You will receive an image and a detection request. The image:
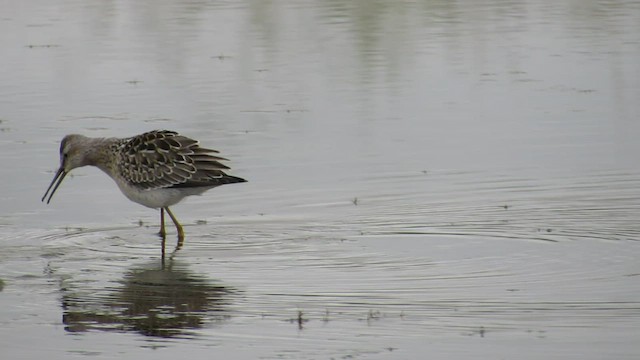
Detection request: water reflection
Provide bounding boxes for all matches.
[61,259,234,338]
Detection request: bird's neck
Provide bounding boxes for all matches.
[82,137,117,170]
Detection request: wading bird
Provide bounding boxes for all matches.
[42,130,246,255]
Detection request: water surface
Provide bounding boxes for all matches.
[1,1,640,359]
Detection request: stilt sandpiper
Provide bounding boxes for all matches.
[42,130,246,252]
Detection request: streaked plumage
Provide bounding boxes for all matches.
[42,130,246,247]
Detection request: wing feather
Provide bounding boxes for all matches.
[117,130,239,190]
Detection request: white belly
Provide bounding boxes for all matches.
[116,181,211,209]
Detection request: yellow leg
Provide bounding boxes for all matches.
[159,208,166,239]
[164,207,185,243]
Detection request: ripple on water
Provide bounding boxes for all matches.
[1,170,639,357]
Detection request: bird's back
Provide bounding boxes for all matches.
[115,130,246,191]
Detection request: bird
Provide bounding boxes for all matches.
[42,130,246,249]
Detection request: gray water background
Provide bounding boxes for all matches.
[1,1,639,359]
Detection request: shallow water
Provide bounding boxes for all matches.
[1,1,640,359]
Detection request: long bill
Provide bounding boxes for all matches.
[42,167,67,204]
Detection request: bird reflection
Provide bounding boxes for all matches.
[61,258,234,337]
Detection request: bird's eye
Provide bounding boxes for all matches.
[63,153,69,159]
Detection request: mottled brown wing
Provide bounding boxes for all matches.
[117,130,231,190]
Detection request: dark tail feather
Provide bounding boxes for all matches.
[224,175,247,184]
[170,174,247,188]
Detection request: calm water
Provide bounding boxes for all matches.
[1,1,640,359]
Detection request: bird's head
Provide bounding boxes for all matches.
[42,134,92,204]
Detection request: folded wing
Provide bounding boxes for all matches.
[117,130,244,190]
